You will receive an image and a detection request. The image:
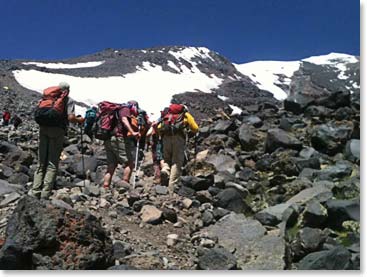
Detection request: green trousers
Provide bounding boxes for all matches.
[30,126,65,199]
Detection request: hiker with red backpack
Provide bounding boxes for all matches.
[102,100,141,188]
[158,101,199,194]
[29,82,85,199]
[2,110,11,126]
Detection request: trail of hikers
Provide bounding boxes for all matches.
[25,81,199,199]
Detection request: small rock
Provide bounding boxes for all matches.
[182,198,193,209]
[141,205,162,224]
[166,234,179,246]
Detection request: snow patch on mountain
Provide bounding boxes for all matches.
[22,61,105,69]
[169,47,215,63]
[13,62,224,119]
[234,61,300,100]
[302,52,358,65]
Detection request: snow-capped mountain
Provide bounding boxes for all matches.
[0,46,359,121]
[235,53,360,100]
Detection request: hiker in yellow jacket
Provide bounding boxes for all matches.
[158,103,199,193]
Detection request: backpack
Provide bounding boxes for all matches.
[160,104,187,135]
[3,112,10,121]
[34,86,69,127]
[93,101,122,140]
[84,107,97,138]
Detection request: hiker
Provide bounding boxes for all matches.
[102,100,141,188]
[146,121,162,184]
[158,102,199,193]
[11,114,22,130]
[146,107,169,184]
[2,110,10,126]
[29,82,85,199]
[84,106,97,139]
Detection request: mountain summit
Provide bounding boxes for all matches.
[0,46,360,120]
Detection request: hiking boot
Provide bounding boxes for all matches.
[160,170,169,187]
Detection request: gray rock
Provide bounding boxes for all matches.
[286,185,333,205]
[0,192,21,207]
[265,128,303,153]
[311,122,353,155]
[207,154,239,174]
[315,160,353,181]
[83,184,100,197]
[299,227,326,252]
[214,188,248,213]
[202,210,215,226]
[243,115,263,128]
[0,164,13,179]
[202,213,285,270]
[255,203,299,227]
[213,120,236,133]
[0,180,22,196]
[325,198,360,229]
[238,123,258,151]
[297,246,351,270]
[141,205,162,224]
[345,139,360,162]
[302,200,328,228]
[197,247,237,270]
[155,185,168,195]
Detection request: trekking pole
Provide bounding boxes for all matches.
[132,125,141,190]
[193,133,198,176]
[80,124,86,187]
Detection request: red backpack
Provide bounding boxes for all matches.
[3,112,10,121]
[34,86,69,127]
[160,104,187,135]
[93,101,122,140]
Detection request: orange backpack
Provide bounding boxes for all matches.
[34,86,69,127]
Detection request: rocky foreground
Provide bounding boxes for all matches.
[0,89,360,270]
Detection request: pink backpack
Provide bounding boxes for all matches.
[93,101,122,140]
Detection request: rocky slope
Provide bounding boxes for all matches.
[0,47,360,270]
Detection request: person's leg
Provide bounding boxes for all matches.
[168,135,185,192]
[161,136,172,186]
[123,137,136,183]
[103,138,119,188]
[103,163,117,188]
[42,127,64,199]
[30,129,48,198]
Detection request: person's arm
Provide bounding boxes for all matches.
[185,112,199,133]
[122,116,140,138]
[68,114,85,124]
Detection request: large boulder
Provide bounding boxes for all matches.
[325,198,360,229]
[197,247,237,270]
[201,213,285,270]
[207,154,239,174]
[238,123,259,151]
[214,188,248,213]
[297,246,351,270]
[0,196,113,269]
[311,122,354,155]
[265,128,302,153]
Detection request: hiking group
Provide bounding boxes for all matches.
[28,82,198,200]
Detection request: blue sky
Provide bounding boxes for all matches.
[0,0,359,63]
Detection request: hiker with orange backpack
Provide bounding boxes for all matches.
[158,101,199,193]
[29,82,85,199]
[102,100,141,188]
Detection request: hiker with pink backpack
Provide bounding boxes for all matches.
[94,100,141,189]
